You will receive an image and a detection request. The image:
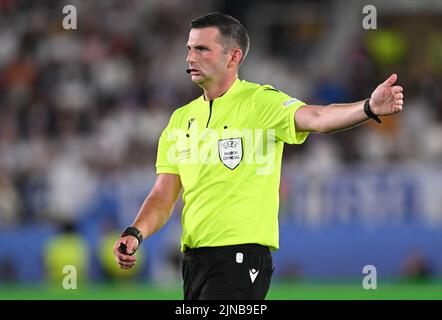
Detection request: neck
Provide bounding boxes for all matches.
[202,74,237,101]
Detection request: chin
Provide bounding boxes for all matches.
[192,76,206,85]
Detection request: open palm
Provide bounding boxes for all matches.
[370,73,404,116]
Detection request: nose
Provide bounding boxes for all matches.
[186,49,195,64]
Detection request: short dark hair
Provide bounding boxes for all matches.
[190,13,250,65]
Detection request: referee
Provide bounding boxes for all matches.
[114,13,404,300]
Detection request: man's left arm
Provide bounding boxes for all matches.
[295,74,404,133]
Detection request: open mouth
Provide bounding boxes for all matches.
[188,68,200,75]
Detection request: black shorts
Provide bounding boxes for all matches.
[182,243,274,300]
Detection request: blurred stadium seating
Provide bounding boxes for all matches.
[0,0,441,297]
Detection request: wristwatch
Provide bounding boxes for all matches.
[121,226,143,246]
[364,99,382,123]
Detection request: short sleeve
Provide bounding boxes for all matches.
[253,85,309,145]
[155,117,180,175]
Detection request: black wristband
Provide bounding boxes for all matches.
[364,99,382,123]
[121,226,143,246]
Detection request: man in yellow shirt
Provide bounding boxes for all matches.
[114,13,404,300]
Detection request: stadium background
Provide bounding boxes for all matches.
[0,0,441,299]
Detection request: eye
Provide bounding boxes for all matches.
[196,46,208,52]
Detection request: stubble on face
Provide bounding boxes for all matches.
[186,27,230,86]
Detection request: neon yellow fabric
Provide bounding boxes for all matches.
[156,79,308,251]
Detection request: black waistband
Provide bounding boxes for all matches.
[184,243,270,255]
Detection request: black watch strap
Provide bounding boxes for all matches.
[121,226,143,246]
[364,99,382,123]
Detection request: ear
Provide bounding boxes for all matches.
[227,48,243,68]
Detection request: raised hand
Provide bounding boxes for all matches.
[369,73,404,116]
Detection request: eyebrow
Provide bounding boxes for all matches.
[186,45,209,50]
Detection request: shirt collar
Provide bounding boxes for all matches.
[200,78,242,102]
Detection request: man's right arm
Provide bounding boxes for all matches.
[132,173,182,239]
[114,173,182,268]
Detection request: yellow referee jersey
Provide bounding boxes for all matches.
[156,79,309,251]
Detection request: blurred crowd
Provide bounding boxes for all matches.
[0,0,204,228]
[0,0,442,232]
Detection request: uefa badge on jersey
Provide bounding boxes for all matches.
[218,137,243,170]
